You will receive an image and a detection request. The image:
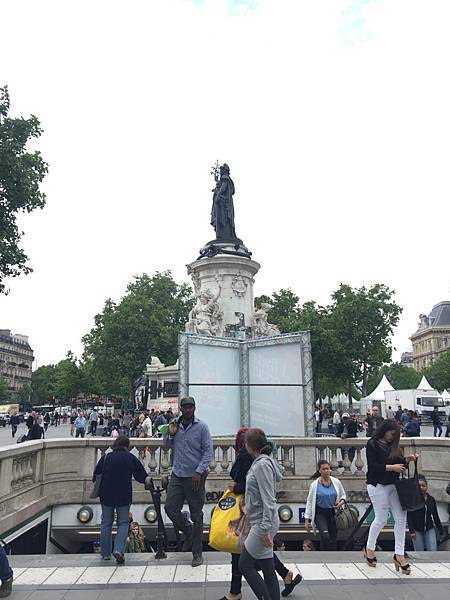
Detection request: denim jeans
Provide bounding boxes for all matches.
[413,528,437,551]
[100,504,130,557]
[0,545,13,583]
[433,424,442,437]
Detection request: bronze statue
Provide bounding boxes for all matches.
[210,163,237,240]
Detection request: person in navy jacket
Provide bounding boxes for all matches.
[93,435,148,564]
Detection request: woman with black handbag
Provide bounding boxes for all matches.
[365,420,418,575]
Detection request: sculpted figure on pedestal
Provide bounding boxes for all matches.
[210,163,237,241]
[186,276,224,336]
[252,303,280,337]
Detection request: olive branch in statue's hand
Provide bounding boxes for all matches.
[210,160,220,182]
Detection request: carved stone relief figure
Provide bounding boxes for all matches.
[252,302,280,337]
[231,274,247,298]
[186,275,224,336]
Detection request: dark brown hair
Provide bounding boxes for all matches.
[112,435,130,450]
[372,419,403,458]
[245,428,272,455]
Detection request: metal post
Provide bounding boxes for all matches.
[146,478,167,559]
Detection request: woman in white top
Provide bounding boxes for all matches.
[305,460,346,550]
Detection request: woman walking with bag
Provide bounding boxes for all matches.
[365,420,418,574]
[304,460,346,550]
[218,428,301,600]
[238,428,283,600]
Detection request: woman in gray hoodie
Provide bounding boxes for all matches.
[239,428,283,600]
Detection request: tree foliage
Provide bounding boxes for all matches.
[330,284,402,396]
[256,282,402,402]
[31,364,58,405]
[0,86,48,294]
[0,377,10,402]
[423,350,450,391]
[82,271,193,401]
[367,362,421,393]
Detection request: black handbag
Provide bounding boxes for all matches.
[335,500,359,530]
[394,459,424,511]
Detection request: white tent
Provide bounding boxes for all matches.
[363,375,395,401]
[418,375,434,391]
[441,389,450,401]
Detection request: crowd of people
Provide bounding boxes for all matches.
[1,399,449,600]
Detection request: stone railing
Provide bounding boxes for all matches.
[0,436,449,534]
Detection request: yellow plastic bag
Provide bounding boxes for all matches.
[209,490,242,553]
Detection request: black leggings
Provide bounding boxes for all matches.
[230,552,288,595]
[314,506,337,551]
[239,547,280,600]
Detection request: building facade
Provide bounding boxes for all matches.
[410,301,450,370]
[134,356,179,413]
[400,351,415,368]
[0,329,34,397]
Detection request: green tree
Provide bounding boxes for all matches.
[331,284,402,401]
[257,283,402,405]
[255,289,302,332]
[423,350,450,391]
[0,86,48,294]
[0,377,10,402]
[31,364,58,405]
[82,271,193,404]
[54,352,82,403]
[18,382,32,404]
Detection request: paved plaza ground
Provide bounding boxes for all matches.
[0,422,439,447]
[6,551,450,600]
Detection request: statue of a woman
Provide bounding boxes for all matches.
[211,163,237,240]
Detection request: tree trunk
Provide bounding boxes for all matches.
[362,362,368,397]
[348,380,353,410]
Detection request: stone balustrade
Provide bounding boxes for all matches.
[0,436,449,535]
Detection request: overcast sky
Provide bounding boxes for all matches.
[1,0,449,367]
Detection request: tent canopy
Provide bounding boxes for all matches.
[418,375,434,391]
[362,375,394,401]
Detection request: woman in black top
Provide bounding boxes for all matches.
[365,420,418,575]
[218,428,301,600]
[407,476,444,551]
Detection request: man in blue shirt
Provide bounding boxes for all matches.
[164,397,213,567]
[74,413,87,438]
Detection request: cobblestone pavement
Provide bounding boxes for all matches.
[7,551,450,600]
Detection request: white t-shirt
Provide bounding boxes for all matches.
[142,417,152,436]
[333,411,341,425]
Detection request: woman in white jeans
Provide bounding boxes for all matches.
[365,420,418,575]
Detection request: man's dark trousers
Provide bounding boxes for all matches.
[0,544,13,582]
[165,472,207,556]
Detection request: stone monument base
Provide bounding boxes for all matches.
[187,253,260,335]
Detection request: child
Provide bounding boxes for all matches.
[407,475,444,551]
[302,539,315,551]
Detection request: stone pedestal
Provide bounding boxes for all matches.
[186,254,260,335]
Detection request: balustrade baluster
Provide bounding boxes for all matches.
[147,448,158,474]
[282,446,293,474]
[330,447,339,473]
[160,449,171,473]
[354,448,364,476]
[342,447,352,473]
[220,446,230,474]
[209,447,218,474]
